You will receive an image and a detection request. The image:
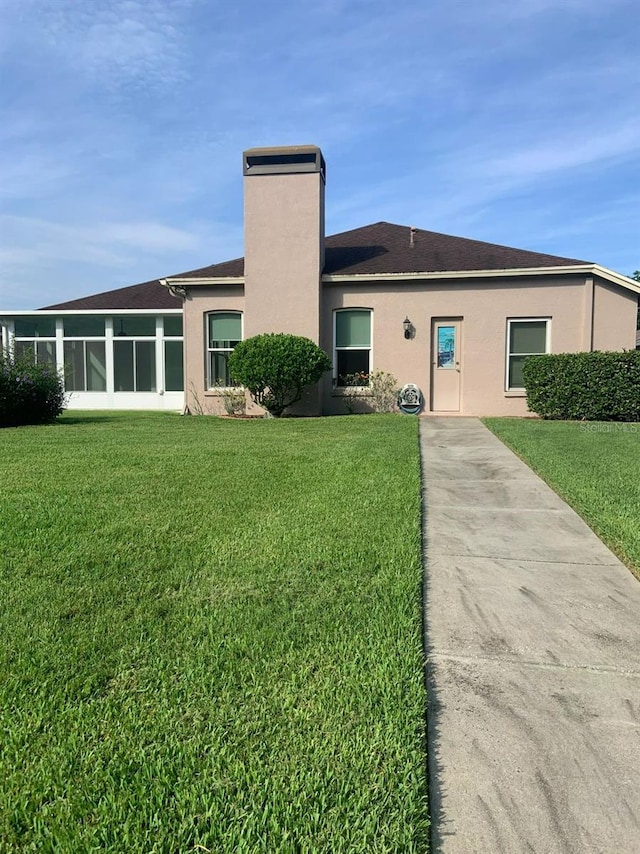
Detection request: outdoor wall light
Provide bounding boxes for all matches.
[403,316,413,339]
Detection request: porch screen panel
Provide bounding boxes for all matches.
[115,316,155,337]
[64,317,105,337]
[163,316,183,337]
[14,317,55,338]
[114,340,135,391]
[135,341,156,392]
[37,341,57,368]
[86,342,107,391]
[14,341,56,366]
[64,341,85,391]
[164,341,184,391]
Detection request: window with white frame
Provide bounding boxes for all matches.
[334,309,372,386]
[506,318,550,390]
[207,312,242,387]
[13,317,57,368]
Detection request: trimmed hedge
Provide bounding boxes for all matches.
[228,333,331,417]
[523,350,640,421]
[0,354,66,427]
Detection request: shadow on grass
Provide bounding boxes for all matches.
[58,416,121,425]
[57,410,181,426]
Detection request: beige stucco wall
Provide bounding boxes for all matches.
[321,273,637,417]
[592,277,638,351]
[243,171,323,343]
[182,272,637,418]
[182,286,253,415]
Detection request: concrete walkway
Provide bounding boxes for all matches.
[420,418,640,854]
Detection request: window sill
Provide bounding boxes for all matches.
[504,390,526,397]
[205,388,243,396]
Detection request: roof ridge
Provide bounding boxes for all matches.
[42,221,602,308]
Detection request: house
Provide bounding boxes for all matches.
[2,145,639,416]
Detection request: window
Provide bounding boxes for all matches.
[334,309,371,386]
[207,312,242,387]
[506,319,549,390]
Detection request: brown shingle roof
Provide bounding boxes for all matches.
[40,278,179,310]
[42,222,591,309]
[171,257,244,279]
[322,222,590,275]
[170,222,589,280]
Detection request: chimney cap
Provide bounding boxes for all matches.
[243,145,325,181]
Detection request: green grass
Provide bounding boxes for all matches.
[0,412,428,852]
[483,418,640,577]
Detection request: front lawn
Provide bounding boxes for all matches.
[483,418,640,578]
[0,412,429,852]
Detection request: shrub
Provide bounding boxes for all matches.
[0,352,67,427]
[523,350,640,421]
[369,370,399,413]
[228,333,331,417]
[340,371,399,414]
[215,382,246,416]
[339,372,369,414]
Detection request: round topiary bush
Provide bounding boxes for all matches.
[0,354,67,427]
[228,333,331,417]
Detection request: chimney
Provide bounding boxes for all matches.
[242,145,326,343]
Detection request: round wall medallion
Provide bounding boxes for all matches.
[398,383,423,415]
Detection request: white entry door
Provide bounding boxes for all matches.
[431,319,462,412]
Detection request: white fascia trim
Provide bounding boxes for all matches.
[0,308,183,316]
[161,277,244,286]
[322,264,640,294]
[591,265,640,294]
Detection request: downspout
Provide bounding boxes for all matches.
[160,279,187,301]
[583,276,594,351]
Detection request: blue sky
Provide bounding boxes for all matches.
[1,0,639,309]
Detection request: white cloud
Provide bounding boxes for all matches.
[0,212,244,308]
[452,121,640,187]
[3,0,197,92]
[1,0,638,306]
[1,215,201,266]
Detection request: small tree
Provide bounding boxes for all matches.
[228,333,331,417]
